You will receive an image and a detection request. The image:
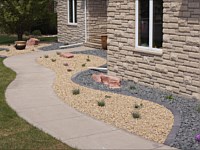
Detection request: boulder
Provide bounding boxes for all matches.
[92,73,102,83]
[60,53,74,58]
[26,38,40,46]
[92,73,121,88]
[101,74,110,85]
[107,76,121,88]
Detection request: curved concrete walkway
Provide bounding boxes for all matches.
[4,46,176,149]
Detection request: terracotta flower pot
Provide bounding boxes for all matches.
[15,41,26,50]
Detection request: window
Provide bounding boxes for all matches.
[68,0,77,24]
[135,0,163,50]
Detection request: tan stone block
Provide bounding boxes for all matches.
[186,85,198,92]
[167,66,178,73]
[179,27,190,32]
[157,78,171,86]
[186,37,200,46]
[192,93,200,100]
[174,77,184,83]
[125,56,136,63]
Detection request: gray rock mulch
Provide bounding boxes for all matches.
[71,50,200,150]
[39,42,65,51]
[0,48,9,51]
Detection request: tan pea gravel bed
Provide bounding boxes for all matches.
[37,52,174,144]
[0,43,50,57]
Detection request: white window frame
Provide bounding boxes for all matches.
[68,0,77,25]
[135,0,162,52]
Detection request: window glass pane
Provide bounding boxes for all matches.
[138,0,149,47]
[153,0,163,48]
[69,0,73,23]
[74,0,77,23]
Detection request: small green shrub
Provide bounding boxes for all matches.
[197,105,200,113]
[56,52,61,55]
[44,55,49,58]
[51,58,56,62]
[82,63,86,67]
[72,89,80,95]
[132,111,141,119]
[24,31,30,36]
[130,85,136,90]
[32,30,42,36]
[97,100,105,107]
[86,56,90,62]
[134,103,143,109]
[165,95,173,100]
[105,95,111,99]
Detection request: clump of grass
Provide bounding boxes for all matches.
[56,51,61,55]
[51,58,56,62]
[97,100,105,107]
[132,111,141,119]
[130,85,136,90]
[82,63,86,67]
[44,55,49,58]
[197,105,200,113]
[165,95,174,100]
[86,56,90,62]
[134,103,143,109]
[72,89,80,95]
[105,95,111,99]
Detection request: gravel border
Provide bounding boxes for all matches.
[38,52,174,143]
[39,42,64,51]
[0,48,9,51]
[71,50,200,150]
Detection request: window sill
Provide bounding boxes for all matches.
[67,23,78,26]
[134,47,163,56]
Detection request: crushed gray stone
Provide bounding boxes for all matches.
[71,50,200,150]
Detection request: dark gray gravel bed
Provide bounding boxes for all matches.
[39,42,64,51]
[0,48,9,51]
[71,50,200,150]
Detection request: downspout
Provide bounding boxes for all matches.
[85,0,87,43]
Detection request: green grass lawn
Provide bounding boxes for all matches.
[0,58,75,150]
[0,34,57,45]
[0,35,18,45]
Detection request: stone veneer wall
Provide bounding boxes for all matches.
[57,0,85,44]
[107,0,200,99]
[87,0,107,44]
[57,0,107,45]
